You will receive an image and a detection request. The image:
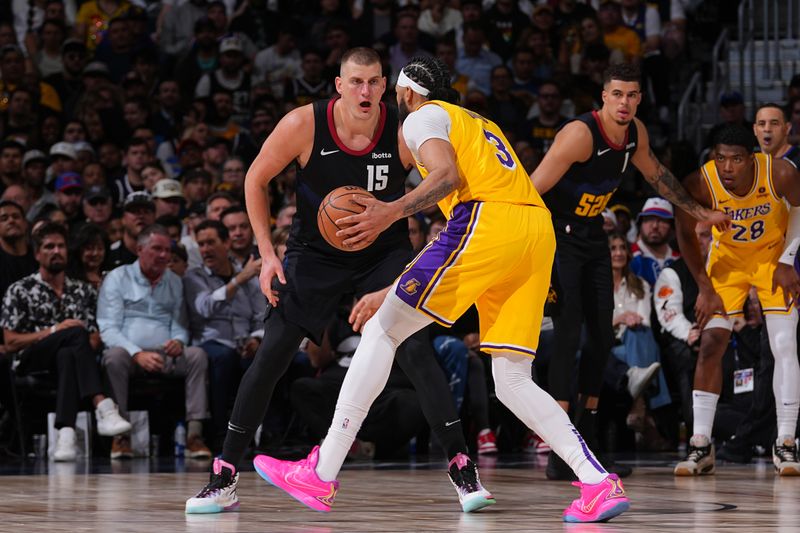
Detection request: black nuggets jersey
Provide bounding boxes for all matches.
[544,111,639,232]
[290,97,410,256]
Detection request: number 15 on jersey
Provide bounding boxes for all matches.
[367,165,388,192]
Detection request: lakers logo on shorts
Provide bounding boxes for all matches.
[400,278,421,295]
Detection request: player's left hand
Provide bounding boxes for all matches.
[336,196,399,249]
[772,262,800,308]
[702,208,731,233]
[349,286,390,332]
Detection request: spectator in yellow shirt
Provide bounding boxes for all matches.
[75,0,131,51]
[598,0,642,63]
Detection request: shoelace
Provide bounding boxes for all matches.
[685,445,708,463]
[775,444,799,463]
[456,462,481,493]
[198,471,234,497]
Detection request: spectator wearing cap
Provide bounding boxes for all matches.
[107,191,156,270]
[2,222,133,462]
[195,36,252,125]
[111,138,150,209]
[0,44,62,114]
[152,179,186,218]
[48,141,77,184]
[629,197,680,286]
[0,140,24,194]
[161,0,210,58]
[457,22,502,96]
[182,167,213,210]
[174,18,219,104]
[78,185,113,236]
[73,141,95,173]
[99,224,211,460]
[176,138,204,175]
[81,61,113,92]
[0,200,37,302]
[75,0,131,51]
[54,172,84,227]
[23,150,56,222]
[44,38,88,117]
[184,219,265,446]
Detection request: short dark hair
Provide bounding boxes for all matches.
[755,102,788,122]
[713,124,757,152]
[603,63,641,87]
[137,224,171,247]
[155,214,182,229]
[32,222,67,251]
[220,204,248,220]
[126,136,149,152]
[207,191,236,206]
[341,47,381,67]
[0,200,25,218]
[196,219,229,241]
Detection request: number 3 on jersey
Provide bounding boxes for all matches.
[367,165,388,192]
[483,130,516,170]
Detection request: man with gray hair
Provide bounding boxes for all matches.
[99,224,211,459]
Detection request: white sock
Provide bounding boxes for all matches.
[491,353,607,485]
[315,291,431,482]
[766,311,800,440]
[692,390,719,440]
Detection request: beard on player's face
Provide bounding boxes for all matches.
[399,100,410,123]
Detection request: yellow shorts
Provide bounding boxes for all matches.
[396,201,555,358]
[707,242,793,316]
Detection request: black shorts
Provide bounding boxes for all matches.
[270,243,414,344]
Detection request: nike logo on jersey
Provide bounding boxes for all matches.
[444,419,461,427]
[597,148,611,156]
[320,149,340,156]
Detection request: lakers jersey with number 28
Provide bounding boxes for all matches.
[701,152,792,315]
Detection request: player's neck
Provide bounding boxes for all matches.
[333,99,381,147]
[597,108,629,145]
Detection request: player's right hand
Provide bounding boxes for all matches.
[772,262,800,308]
[259,253,286,307]
[349,286,390,332]
[695,288,727,329]
[703,208,731,233]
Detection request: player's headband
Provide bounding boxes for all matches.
[397,69,430,97]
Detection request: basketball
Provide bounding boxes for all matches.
[317,185,375,251]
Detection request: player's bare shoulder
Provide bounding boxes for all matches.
[771,156,800,204]
[681,168,712,207]
[266,103,316,165]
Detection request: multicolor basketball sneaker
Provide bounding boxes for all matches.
[447,453,496,512]
[185,458,240,514]
[253,446,339,513]
[562,473,630,523]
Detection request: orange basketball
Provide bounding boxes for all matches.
[317,185,375,251]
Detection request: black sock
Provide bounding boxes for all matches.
[430,420,467,461]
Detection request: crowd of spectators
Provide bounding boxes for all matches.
[0,0,796,463]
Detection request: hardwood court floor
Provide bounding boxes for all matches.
[1,456,798,532]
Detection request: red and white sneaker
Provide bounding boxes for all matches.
[253,446,339,513]
[562,474,630,523]
[476,429,498,455]
[523,431,551,454]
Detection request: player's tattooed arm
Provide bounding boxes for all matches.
[400,178,457,216]
[641,148,707,219]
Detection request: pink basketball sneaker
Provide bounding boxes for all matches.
[253,446,339,513]
[562,474,630,523]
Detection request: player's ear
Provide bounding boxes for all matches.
[335,76,343,95]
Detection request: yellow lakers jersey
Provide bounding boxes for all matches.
[701,153,788,251]
[414,100,546,218]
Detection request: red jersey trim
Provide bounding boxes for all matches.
[592,110,629,151]
[326,97,387,156]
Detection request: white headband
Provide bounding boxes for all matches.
[397,69,430,96]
